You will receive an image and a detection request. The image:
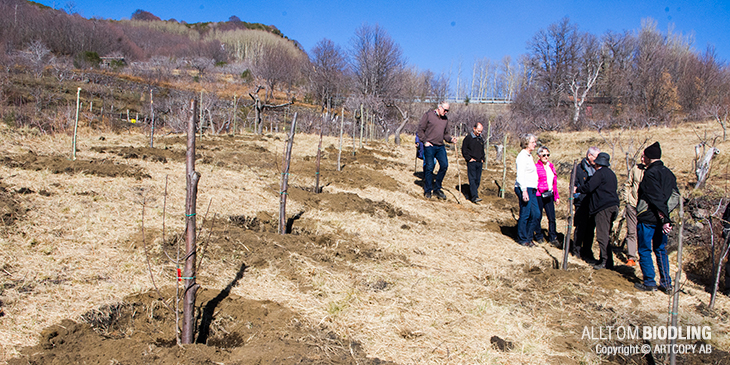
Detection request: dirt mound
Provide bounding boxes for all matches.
[91,146,186,163]
[8,288,393,365]
[197,215,410,289]
[0,151,150,179]
[325,145,405,170]
[0,181,23,226]
[286,187,408,218]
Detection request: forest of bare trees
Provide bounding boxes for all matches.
[0,0,729,141]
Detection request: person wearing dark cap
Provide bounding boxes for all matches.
[572,147,600,262]
[576,152,620,269]
[634,142,677,293]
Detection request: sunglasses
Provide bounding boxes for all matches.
[540,154,550,157]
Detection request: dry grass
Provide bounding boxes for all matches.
[0,121,729,364]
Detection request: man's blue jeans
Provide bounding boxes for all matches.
[515,187,539,244]
[637,223,672,288]
[424,145,448,194]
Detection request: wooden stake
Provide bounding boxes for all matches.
[337,107,344,172]
[562,160,578,270]
[315,114,324,193]
[182,99,201,344]
[149,89,155,148]
[669,195,685,365]
[500,134,508,198]
[359,104,364,149]
[232,93,237,135]
[484,119,491,170]
[280,113,298,234]
[72,87,80,161]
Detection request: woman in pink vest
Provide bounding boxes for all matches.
[534,146,560,245]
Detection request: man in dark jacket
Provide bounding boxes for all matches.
[634,142,677,293]
[576,152,620,269]
[461,122,485,204]
[572,147,600,262]
[417,102,457,200]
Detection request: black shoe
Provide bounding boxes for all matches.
[634,283,657,292]
[434,190,447,200]
[549,240,560,248]
[658,285,673,294]
[424,192,432,199]
[593,261,606,270]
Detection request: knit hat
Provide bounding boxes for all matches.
[594,152,611,167]
[644,142,661,160]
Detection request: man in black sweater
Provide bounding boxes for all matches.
[577,152,620,269]
[634,142,677,293]
[461,122,485,204]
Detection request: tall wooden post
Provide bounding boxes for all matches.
[562,161,578,270]
[669,197,685,365]
[280,113,297,234]
[182,99,201,344]
[72,87,81,161]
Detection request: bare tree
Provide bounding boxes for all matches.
[253,41,303,101]
[307,38,349,114]
[527,17,581,109]
[349,23,406,139]
[568,33,603,128]
[24,40,54,78]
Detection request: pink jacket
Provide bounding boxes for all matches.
[536,161,560,201]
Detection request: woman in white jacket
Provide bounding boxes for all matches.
[514,134,539,247]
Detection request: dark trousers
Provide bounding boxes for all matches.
[573,203,596,257]
[424,145,448,194]
[515,187,540,244]
[467,161,482,200]
[536,195,558,242]
[594,206,618,267]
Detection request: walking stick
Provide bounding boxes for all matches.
[562,160,578,270]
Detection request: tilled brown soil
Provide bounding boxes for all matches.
[8,288,393,365]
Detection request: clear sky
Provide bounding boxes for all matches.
[37,0,730,78]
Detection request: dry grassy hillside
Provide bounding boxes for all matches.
[0,121,729,364]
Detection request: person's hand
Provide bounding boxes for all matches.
[555,198,560,205]
[662,223,672,235]
[425,141,432,147]
[522,190,529,202]
[451,137,457,143]
[469,158,476,162]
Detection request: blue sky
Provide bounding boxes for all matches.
[38,0,730,77]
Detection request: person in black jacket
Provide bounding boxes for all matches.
[576,152,620,269]
[572,147,600,262]
[634,142,677,293]
[461,122,485,204]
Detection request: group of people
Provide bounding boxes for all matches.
[416,101,682,294]
[514,138,678,293]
